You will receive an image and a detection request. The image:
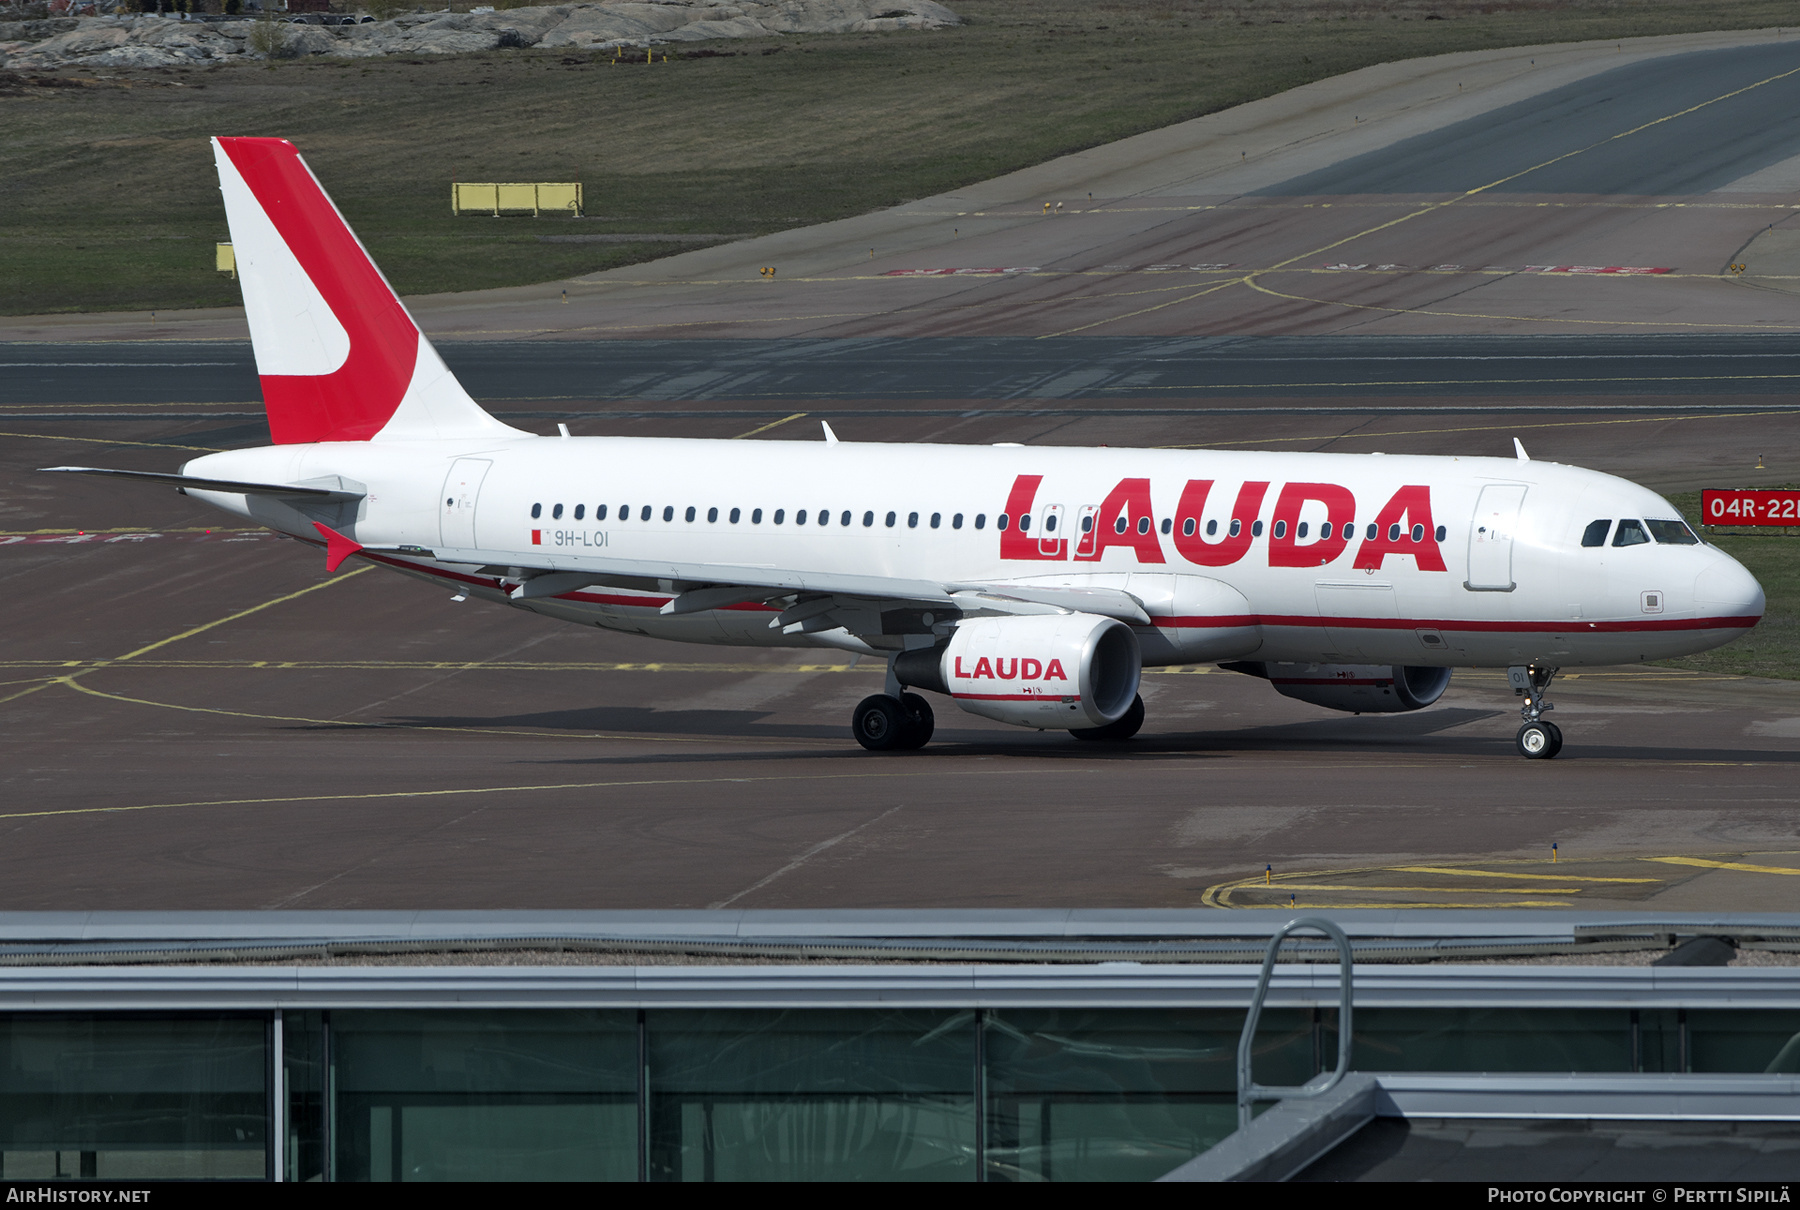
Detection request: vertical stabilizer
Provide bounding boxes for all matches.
[212,137,528,445]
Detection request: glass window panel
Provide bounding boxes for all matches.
[1689,1010,1800,1072]
[284,1011,326,1183]
[0,1014,267,1180]
[332,1010,638,1183]
[647,1009,975,1182]
[984,1009,1308,1183]
[1345,1008,1631,1072]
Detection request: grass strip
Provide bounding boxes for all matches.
[4,0,1798,313]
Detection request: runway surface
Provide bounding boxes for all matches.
[5,33,1799,912]
[10,335,1800,409]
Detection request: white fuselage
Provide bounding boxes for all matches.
[180,436,1764,669]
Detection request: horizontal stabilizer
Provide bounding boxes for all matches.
[40,467,364,502]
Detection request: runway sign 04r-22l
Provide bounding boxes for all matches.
[1702,488,1800,526]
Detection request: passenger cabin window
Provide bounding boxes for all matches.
[1613,519,1650,547]
[953,514,964,529]
[1206,520,1218,537]
[1019,515,1031,532]
[997,515,1009,530]
[1296,522,1308,539]
[552,504,563,520]
[930,513,940,529]
[641,506,651,521]
[531,503,542,519]
[1161,518,1172,535]
[796,510,807,525]
[772,509,782,524]
[1319,522,1331,540]
[1435,525,1446,541]
[975,514,986,530]
[597,505,608,521]
[908,512,920,528]
[574,505,585,520]
[1251,520,1263,537]
[1647,519,1700,545]
[1182,518,1196,537]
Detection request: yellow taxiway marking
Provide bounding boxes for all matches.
[1225,900,1580,910]
[64,679,794,747]
[1643,856,1800,876]
[0,569,370,707]
[1393,866,1659,884]
[0,767,1070,824]
[1201,855,1672,909]
[25,659,873,674]
[0,401,258,412]
[0,527,261,537]
[0,430,221,452]
[0,659,1218,675]
[733,411,807,439]
[1257,883,1588,895]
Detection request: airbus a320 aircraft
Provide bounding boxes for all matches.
[48,138,1764,759]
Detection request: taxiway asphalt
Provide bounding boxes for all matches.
[4,395,1798,912]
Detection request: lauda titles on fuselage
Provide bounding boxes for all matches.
[44,138,1766,760]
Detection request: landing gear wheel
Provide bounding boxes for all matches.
[1070,694,1145,742]
[898,692,935,750]
[1516,720,1562,760]
[852,694,908,751]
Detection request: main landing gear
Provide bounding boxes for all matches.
[1509,664,1563,760]
[852,692,935,752]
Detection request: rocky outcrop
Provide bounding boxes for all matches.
[0,1,959,69]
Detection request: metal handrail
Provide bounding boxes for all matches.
[1236,916,1355,1129]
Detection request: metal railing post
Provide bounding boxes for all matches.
[1237,916,1355,1130]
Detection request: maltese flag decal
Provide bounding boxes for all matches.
[212,137,524,445]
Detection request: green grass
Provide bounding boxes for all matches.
[3,0,1799,312]
[1660,490,1800,680]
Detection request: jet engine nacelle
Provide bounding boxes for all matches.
[1231,661,1452,714]
[896,612,1141,729]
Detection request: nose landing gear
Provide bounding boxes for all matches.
[1508,664,1562,759]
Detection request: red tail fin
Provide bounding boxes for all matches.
[212,137,525,445]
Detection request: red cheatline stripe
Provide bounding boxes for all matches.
[952,692,1080,702]
[1157,613,1758,634]
[325,552,1762,635]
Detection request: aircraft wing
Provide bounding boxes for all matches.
[40,467,365,502]
[427,546,1154,628]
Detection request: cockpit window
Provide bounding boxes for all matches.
[1612,519,1650,547]
[1581,520,1611,547]
[1646,519,1700,545]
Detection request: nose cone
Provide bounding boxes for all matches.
[1695,551,1765,624]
